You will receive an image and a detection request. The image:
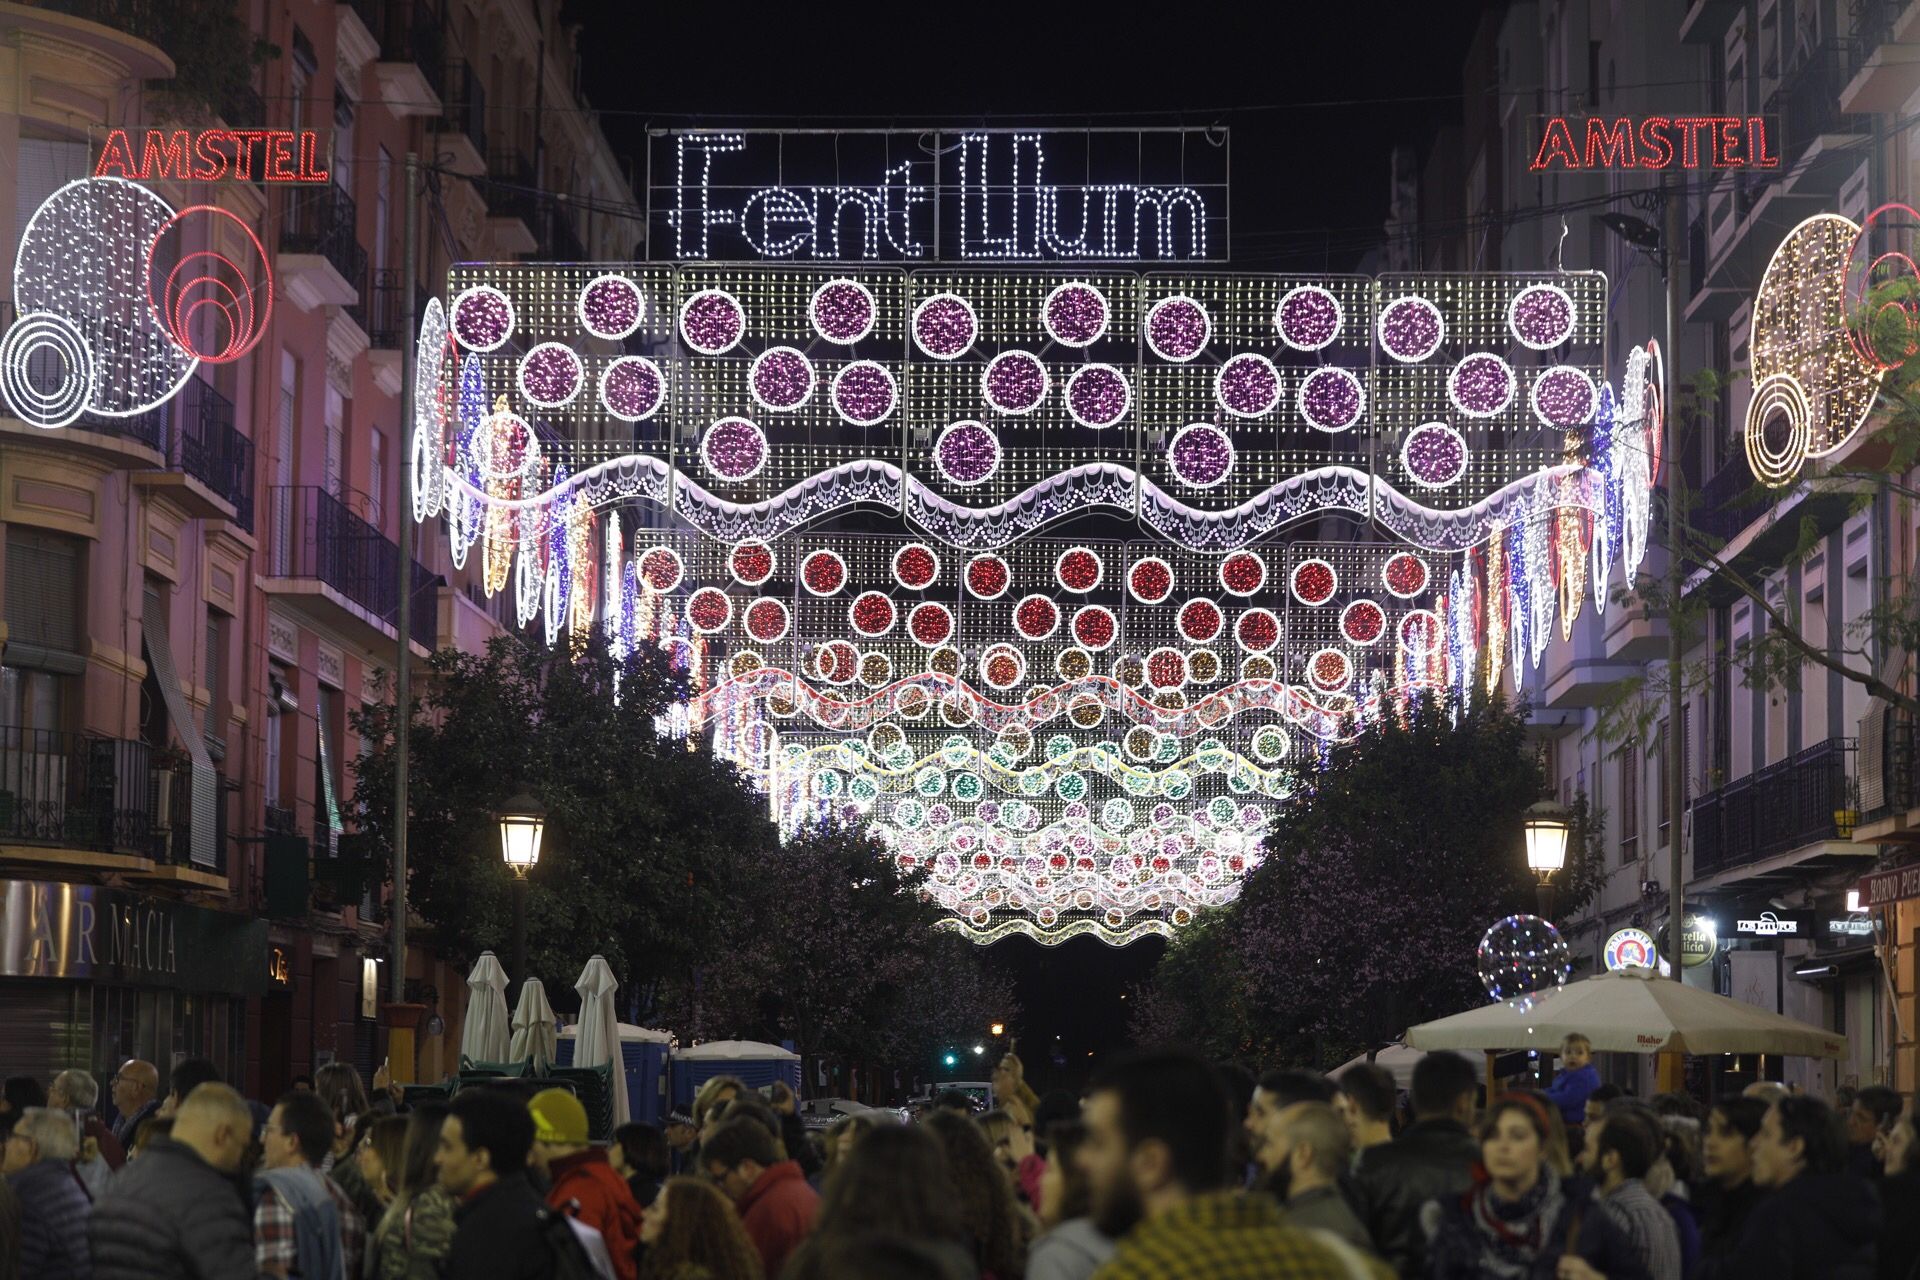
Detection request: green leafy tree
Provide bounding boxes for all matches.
[1131,695,1605,1067]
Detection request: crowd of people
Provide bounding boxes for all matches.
[0,1033,1908,1279]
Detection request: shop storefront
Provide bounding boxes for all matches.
[0,879,269,1094]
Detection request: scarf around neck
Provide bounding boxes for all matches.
[1467,1163,1566,1278]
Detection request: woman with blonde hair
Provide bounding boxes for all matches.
[693,1075,747,1138]
[637,1176,764,1280]
[992,1053,1040,1116]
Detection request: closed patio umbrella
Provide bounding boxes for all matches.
[460,951,512,1064]
[1405,966,1847,1059]
[574,954,630,1125]
[509,976,558,1070]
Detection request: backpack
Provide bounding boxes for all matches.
[537,1206,617,1280]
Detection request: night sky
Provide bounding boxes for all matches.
[563,0,1499,1081]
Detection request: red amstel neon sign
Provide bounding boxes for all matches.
[93,129,330,183]
[1530,116,1779,171]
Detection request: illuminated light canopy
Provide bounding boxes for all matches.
[1297,366,1365,432]
[913,292,978,359]
[831,361,897,425]
[982,350,1050,414]
[748,346,817,410]
[679,288,747,354]
[451,285,514,351]
[1507,284,1576,350]
[1042,281,1110,347]
[892,542,942,588]
[1064,363,1131,428]
[934,420,1002,486]
[578,273,645,340]
[964,552,1012,600]
[1290,558,1337,606]
[809,277,877,343]
[1214,353,1281,417]
[1276,285,1343,351]
[1145,294,1211,362]
[1377,295,1444,362]
[1167,423,1235,489]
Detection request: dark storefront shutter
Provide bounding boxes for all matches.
[0,983,86,1082]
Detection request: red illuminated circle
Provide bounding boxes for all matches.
[965,553,1011,600]
[1340,599,1387,645]
[1128,557,1175,604]
[1146,647,1189,690]
[1176,598,1224,643]
[800,549,848,596]
[892,542,941,589]
[814,639,858,685]
[729,540,774,586]
[686,587,732,634]
[1308,647,1353,692]
[743,597,790,643]
[1383,551,1429,598]
[1013,594,1061,640]
[908,601,955,647]
[1218,551,1266,597]
[980,643,1027,690]
[1235,608,1280,654]
[637,547,684,592]
[1399,608,1441,653]
[1072,605,1118,650]
[147,204,274,363]
[848,591,897,637]
[1054,547,1104,593]
[1290,558,1337,606]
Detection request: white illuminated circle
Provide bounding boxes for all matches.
[912,292,978,360]
[1507,283,1577,351]
[577,273,645,340]
[980,350,1051,415]
[1308,648,1353,693]
[1213,353,1281,418]
[598,356,666,422]
[1399,608,1442,654]
[471,409,538,482]
[1144,294,1212,362]
[1744,373,1814,487]
[809,277,878,344]
[1,310,94,429]
[830,361,897,426]
[450,285,515,352]
[1275,284,1344,352]
[1063,364,1131,429]
[747,346,817,411]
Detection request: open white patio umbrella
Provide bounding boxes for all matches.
[1405,966,1848,1059]
[460,951,513,1064]
[509,976,558,1070]
[574,954,630,1126]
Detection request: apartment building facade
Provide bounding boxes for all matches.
[1400,0,1915,1094]
[0,0,638,1103]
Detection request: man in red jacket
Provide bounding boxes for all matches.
[703,1116,819,1278]
[529,1088,643,1280]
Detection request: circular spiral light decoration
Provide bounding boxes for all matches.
[1,310,94,428]
[146,204,273,364]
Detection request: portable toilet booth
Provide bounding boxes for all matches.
[556,1023,674,1127]
[670,1040,801,1109]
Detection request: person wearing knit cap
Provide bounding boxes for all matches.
[527,1088,643,1280]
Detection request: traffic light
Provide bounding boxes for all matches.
[943,1052,958,1068]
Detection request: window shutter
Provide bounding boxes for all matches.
[5,529,82,655]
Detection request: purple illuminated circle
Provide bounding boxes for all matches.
[1043,282,1110,347]
[1065,363,1131,429]
[1377,295,1445,363]
[1215,353,1281,418]
[516,342,583,407]
[578,274,644,340]
[451,286,513,352]
[1531,366,1598,427]
[1276,285,1342,351]
[1508,284,1576,350]
[1168,422,1235,489]
[809,278,877,344]
[700,417,769,481]
[598,356,665,421]
[1447,352,1516,418]
[1145,295,1211,362]
[1297,366,1365,433]
[934,420,1001,486]
[1400,422,1469,488]
[679,288,746,355]
[981,350,1049,414]
[748,346,816,411]
[831,361,897,426]
[913,293,977,360]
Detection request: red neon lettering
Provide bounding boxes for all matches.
[1583,117,1635,168]
[142,129,192,180]
[1530,118,1582,170]
[1637,117,1674,169]
[193,131,230,182]
[1712,117,1742,166]
[93,129,137,178]
[1677,118,1713,168]
[1748,115,1779,168]
[265,134,297,182]
[298,130,328,183]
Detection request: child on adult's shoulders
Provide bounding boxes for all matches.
[1544,1032,1602,1129]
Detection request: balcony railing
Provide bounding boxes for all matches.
[0,728,152,854]
[149,764,230,874]
[267,485,440,649]
[1693,448,1760,543]
[1770,45,1863,155]
[482,149,541,227]
[175,377,255,530]
[1848,0,1904,79]
[1690,737,1857,877]
[347,0,447,101]
[281,184,368,298]
[265,803,299,836]
[438,58,487,157]
[366,267,405,350]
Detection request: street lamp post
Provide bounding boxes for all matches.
[1524,798,1571,920]
[497,792,546,1004]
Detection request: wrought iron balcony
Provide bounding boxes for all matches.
[1690,737,1857,878]
[366,267,406,350]
[438,58,487,159]
[266,485,440,650]
[149,764,231,875]
[0,727,152,855]
[1692,448,1760,544]
[174,377,255,530]
[482,149,541,228]
[281,184,368,308]
[347,0,447,102]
